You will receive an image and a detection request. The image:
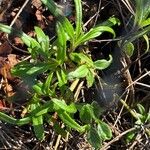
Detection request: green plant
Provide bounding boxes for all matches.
[0,0,120,148]
[120,0,150,56]
[121,99,150,143]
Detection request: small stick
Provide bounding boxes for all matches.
[10,0,30,27]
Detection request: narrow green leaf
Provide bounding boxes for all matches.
[70,53,94,67]
[94,55,113,70]
[33,83,44,95]
[137,104,145,115]
[52,98,77,113]
[0,23,40,49]
[32,115,45,140]
[30,101,54,117]
[34,26,48,43]
[61,17,75,41]
[125,131,136,143]
[34,26,50,54]
[0,112,31,125]
[58,110,85,132]
[16,117,32,126]
[56,22,67,63]
[12,60,58,77]
[75,26,115,47]
[56,69,67,87]
[146,110,150,122]
[143,34,150,53]
[134,0,144,26]
[74,0,83,38]
[68,64,89,80]
[43,72,54,94]
[140,18,150,27]
[86,69,95,88]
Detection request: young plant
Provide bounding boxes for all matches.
[0,0,120,148]
[125,103,150,143]
[121,0,150,56]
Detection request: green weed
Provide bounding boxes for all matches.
[0,0,120,148]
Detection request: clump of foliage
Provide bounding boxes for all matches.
[0,0,121,149]
[120,0,150,56]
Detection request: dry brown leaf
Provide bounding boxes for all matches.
[7,54,19,67]
[32,0,42,9]
[0,54,19,81]
[3,81,15,97]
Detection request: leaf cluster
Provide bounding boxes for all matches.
[0,0,121,148]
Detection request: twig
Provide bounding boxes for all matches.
[121,0,134,15]
[10,0,30,27]
[126,71,150,89]
[93,0,101,26]
[113,90,130,127]
[74,81,84,102]
[136,82,150,89]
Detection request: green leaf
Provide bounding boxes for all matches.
[79,104,93,124]
[52,98,77,113]
[32,115,45,140]
[97,121,112,140]
[137,104,145,115]
[65,103,77,114]
[94,55,113,70]
[87,127,102,149]
[34,26,50,55]
[70,53,94,67]
[125,131,136,143]
[12,60,58,77]
[56,69,67,87]
[140,18,150,27]
[146,111,150,122]
[75,26,115,47]
[42,72,54,94]
[100,17,121,26]
[68,64,89,80]
[33,83,44,95]
[134,0,144,26]
[58,110,85,132]
[30,101,54,117]
[123,42,134,57]
[60,17,75,41]
[74,0,83,38]
[0,23,40,50]
[143,34,150,53]
[56,22,67,63]
[34,26,48,43]
[0,112,31,125]
[0,23,14,34]
[30,103,45,140]
[86,69,95,88]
